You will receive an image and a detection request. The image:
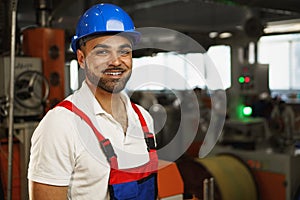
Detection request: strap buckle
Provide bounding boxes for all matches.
[99,139,117,162]
[144,132,156,151]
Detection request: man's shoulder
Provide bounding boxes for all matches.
[38,105,82,132]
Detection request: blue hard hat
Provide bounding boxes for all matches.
[71,3,141,53]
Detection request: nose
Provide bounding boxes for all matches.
[109,52,122,66]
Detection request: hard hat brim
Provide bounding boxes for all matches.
[71,30,141,53]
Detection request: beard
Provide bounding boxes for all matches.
[85,66,131,93]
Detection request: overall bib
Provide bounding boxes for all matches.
[57,101,158,200]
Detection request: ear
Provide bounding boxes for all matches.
[76,49,85,69]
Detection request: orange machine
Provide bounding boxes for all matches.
[22,27,65,111]
[157,160,184,199]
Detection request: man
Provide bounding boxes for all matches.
[28,3,157,200]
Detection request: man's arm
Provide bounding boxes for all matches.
[28,181,68,200]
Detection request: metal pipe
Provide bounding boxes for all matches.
[254,42,258,63]
[34,0,52,27]
[209,177,214,200]
[203,178,209,200]
[203,177,214,200]
[7,0,18,199]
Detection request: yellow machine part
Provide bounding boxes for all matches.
[196,154,258,200]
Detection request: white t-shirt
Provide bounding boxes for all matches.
[28,81,154,200]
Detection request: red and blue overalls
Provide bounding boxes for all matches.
[57,101,158,200]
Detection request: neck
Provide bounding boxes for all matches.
[86,80,123,115]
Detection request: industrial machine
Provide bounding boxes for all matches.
[176,153,259,200]
[204,58,300,200]
[210,146,300,200]
[22,27,65,110]
[0,28,65,200]
[0,0,66,198]
[0,56,48,118]
[238,63,269,96]
[0,122,38,200]
[0,57,47,200]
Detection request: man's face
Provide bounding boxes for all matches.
[77,35,133,93]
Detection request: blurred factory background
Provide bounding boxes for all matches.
[1,0,300,199]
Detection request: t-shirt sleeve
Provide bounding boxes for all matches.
[27,108,78,186]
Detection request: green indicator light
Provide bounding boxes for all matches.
[243,106,252,116]
[238,76,245,83]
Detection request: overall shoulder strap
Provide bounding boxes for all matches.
[131,102,156,151]
[131,102,149,133]
[56,100,118,169]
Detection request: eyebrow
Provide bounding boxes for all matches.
[93,43,132,50]
[93,44,110,49]
[119,44,132,49]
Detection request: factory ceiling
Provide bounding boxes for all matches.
[2,0,300,54]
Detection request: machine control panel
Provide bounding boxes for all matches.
[238,63,269,95]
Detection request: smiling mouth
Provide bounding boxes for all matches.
[102,68,127,78]
[104,71,123,76]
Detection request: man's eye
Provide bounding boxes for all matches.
[95,50,108,55]
[120,49,131,56]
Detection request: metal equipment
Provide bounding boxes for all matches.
[228,62,270,119]
[176,154,258,200]
[220,117,268,150]
[0,56,48,118]
[221,60,273,148]
[0,121,38,200]
[22,27,65,110]
[211,146,300,200]
[238,63,269,95]
[203,177,214,200]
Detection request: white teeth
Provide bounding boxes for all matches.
[104,72,122,76]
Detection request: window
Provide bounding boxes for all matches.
[70,59,79,91]
[128,45,231,91]
[258,33,300,91]
[207,45,231,89]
